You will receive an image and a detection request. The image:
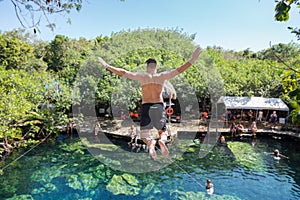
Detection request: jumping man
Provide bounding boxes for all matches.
[98,47,201,160]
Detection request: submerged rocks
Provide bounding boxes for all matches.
[170,190,242,200]
[227,141,265,171]
[106,173,140,195]
[6,194,34,200]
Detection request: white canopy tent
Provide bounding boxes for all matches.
[217,96,289,112]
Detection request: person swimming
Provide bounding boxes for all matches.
[206,179,214,195]
[273,149,289,160]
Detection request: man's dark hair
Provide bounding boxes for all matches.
[145,58,157,64]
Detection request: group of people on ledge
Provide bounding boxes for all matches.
[224,110,279,125]
[127,125,148,153]
[228,110,280,137]
[230,121,258,137]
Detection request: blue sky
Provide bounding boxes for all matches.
[0,0,299,52]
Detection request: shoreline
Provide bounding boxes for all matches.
[79,119,300,141]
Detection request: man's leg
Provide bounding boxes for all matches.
[140,104,158,159]
[158,130,169,159]
[141,130,157,160]
[149,103,169,159]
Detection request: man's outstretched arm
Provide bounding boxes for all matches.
[176,47,201,73]
[98,57,142,80]
[160,47,202,79]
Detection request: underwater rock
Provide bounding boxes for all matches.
[106,174,140,195]
[31,187,45,195]
[121,173,139,186]
[186,147,196,153]
[92,164,106,179]
[105,168,112,178]
[142,183,155,195]
[104,158,121,168]
[227,141,265,171]
[152,186,162,195]
[6,194,34,200]
[170,190,242,200]
[31,164,64,184]
[31,183,57,196]
[44,183,57,191]
[81,137,119,151]
[96,154,106,159]
[170,190,206,199]
[78,172,99,190]
[66,174,83,190]
[0,176,18,196]
[59,141,86,154]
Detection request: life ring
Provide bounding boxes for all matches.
[166,107,174,116]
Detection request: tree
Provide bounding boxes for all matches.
[206,47,284,98]
[259,42,300,123]
[0,66,49,154]
[281,70,300,123]
[274,0,300,39]
[44,35,94,85]
[0,30,83,156]
[0,30,46,70]
[3,0,83,32]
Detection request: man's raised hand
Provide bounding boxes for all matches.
[98,57,108,68]
[190,47,202,63]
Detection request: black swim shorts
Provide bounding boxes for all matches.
[140,103,167,131]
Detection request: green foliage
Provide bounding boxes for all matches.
[0,66,48,139]
[206,47,283,97]
[259,42,300,123]
[44,35,94,85]
[274,0,300,39]
[0,30,82,151]
[275,0,291,21]
[0,63,77,141]
[0,29,48,70]
[0,33,36,70]
[4,0,83,31]
[258,42,300,63]
[280,70,300,123]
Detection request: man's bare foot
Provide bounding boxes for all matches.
[149,139,157,160]
[158,139,169,159]
[149,146,157,160]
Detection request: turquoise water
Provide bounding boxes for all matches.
[0,134,300,200]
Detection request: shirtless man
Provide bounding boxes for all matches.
[98,47,201,160]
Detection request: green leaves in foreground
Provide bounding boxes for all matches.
[227,141,265,171]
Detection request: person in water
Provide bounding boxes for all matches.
[98,47,202,160]
[273,149,289,159]
[206,179,214,195]
[220,135,226,144]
